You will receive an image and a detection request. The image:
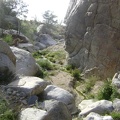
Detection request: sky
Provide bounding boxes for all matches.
[23,0,70,23]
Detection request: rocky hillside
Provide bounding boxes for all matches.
[65,0,120,78]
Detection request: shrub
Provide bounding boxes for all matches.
[3,35,13,45]
[72,69,81,80]
[45,50,66,64]
[110,112,120,120]
[65,64,75,72]
[97,79,120,100]
[32,50,49,59]
[37,59,54,70]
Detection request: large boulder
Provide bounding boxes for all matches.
[10,47,39,76]
[39,100,72,120]
[65,0,120,78]
[18,43,35,52]
[34,42,46,50]
[78,99,97,111]
[19,108,47,120]
[43,85,77,114]
[0,40,16,83]
[7,76,49,96]
[79,100,113,117]
[0,53,15,83]
[113,98,120,112]
[36,34,57,47]
[0,40,16,64]
[83,112,113,120]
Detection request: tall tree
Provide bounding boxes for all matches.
[43,10,57,25]
[0,0,28,32]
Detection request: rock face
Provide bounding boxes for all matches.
[65,0,120,78]
[10,47,39,76]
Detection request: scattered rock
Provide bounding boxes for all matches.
[27,95,38,106]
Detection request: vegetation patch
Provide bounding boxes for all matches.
[3,35,13,45]
[0,97,17,120]
[110,112,120,120]
[37,59,55,70]
[97,79,120,100]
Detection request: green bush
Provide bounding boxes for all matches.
[72,69,81,80]
[3,35,13,45]
[65,64,75,72]
[37,59,54,70]
[110,112,120,120]
[97,79,120,100]
[32,50,49,59]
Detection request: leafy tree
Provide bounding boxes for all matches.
[1,0,28,18]
[43,10,57,25]
[0,0,28,31]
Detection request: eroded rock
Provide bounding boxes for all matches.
[65,0,120,78]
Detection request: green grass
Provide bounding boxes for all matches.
[32,50,49,59]
[83,76,98,94]
[3,35,13,45]
[37,59,55,70]
[110,112,120,120]
[0,97,17,120]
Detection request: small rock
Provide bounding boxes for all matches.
[27,95,38,106]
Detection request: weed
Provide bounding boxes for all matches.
[110,112,120,120]
[0,97,17,120]
[83,76,98,94]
